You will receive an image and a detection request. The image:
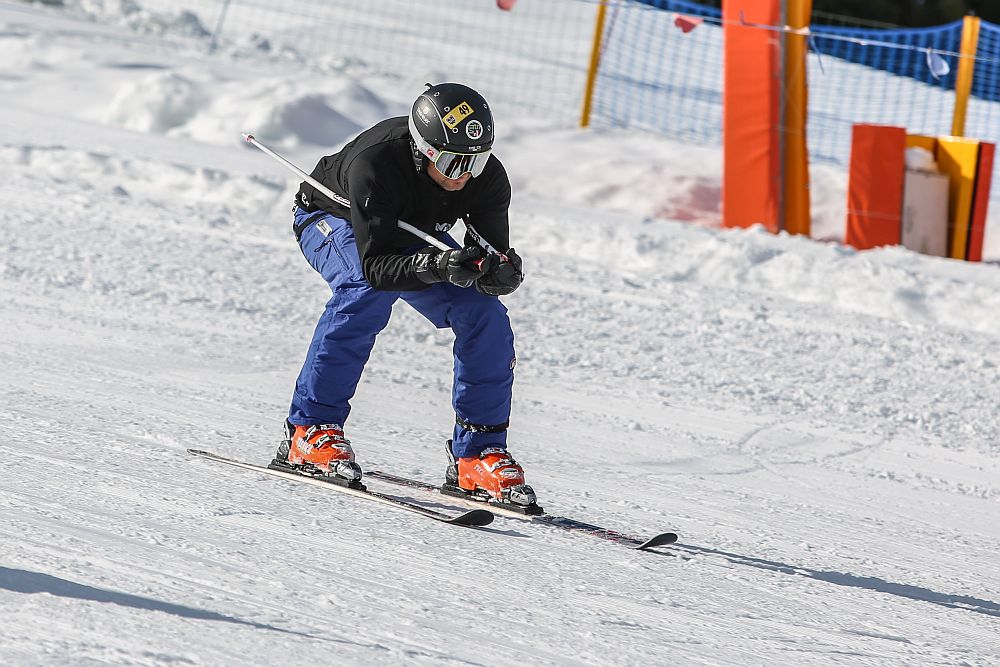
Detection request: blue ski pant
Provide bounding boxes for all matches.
[288,208,515,458]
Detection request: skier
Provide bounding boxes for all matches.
[273,82,536,509]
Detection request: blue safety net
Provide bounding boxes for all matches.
[590,0,725,144]
[967,21,1000,140]
[808,22,965,97]
[630,0,720,18]
[805,24,961,164]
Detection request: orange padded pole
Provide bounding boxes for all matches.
[845,125,905,250]
[724,0,782,232]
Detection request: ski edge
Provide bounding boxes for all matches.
[369,469,535,520]
[186,449,494,527]
[367,469,677,550]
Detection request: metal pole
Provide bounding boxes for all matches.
[209,0,233,54]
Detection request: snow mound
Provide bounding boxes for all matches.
[229,79,401,148]
[673,227,1000,335]
[518,201,1000,336]
[72,0,210,39]
[100,72,398,149]
[0,144,288,210]
[241,91,363,148]
[323,79,399,129]
[104,71,204,133]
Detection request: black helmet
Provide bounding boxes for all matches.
[408,83,494,178]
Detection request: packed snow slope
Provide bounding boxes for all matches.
[2,3,1000,666]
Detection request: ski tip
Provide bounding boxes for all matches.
[450,508,495,527]
[635,532,679,550]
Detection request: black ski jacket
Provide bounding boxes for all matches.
[295,117,512,291]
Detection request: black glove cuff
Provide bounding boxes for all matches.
[413,249,444,284]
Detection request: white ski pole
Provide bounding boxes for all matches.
[245,132,464,254]
[462,222,505,259]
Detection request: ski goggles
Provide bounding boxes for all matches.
[409,115,492,179]
[430,148,492,179]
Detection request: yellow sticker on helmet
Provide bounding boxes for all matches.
[442,101,474,128]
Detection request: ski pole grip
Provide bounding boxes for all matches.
[463,222,504,258]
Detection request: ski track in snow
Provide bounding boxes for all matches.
[2,3,1000,666]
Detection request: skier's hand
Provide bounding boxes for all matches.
[476,248,523,296]
[415,245,497,288]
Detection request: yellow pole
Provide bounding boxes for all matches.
[951,15,981,137]
[782,0,812,236]
[580,0,608,128]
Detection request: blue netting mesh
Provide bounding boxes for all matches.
[966,21,1000,230]
[804,19,1000,165]
[590,0,724,144]
[967,21,1000,140]
[591,3,1000,166]
[631,0,720,18]
[104,0,598,124]
[971,22,1000,103]
[70,0,1000,169]
[809,22,964,95]
[806,23,962,164]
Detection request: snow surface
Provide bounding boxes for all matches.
[2,2,1000,665]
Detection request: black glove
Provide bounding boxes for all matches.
[414,245,497,288]
[476,248,523,296]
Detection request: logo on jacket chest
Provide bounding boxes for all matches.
[435,221,455,232]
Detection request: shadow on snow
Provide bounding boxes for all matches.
[0,565,328,640]
[671,545,1000,618]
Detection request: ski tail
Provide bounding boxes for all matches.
[187,449,494,528]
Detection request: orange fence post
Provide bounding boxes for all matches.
[782,0,812,236]
[580,0,608,128]
[951,15,981,138]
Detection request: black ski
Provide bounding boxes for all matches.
[187,449,494,527]
[367,470,677,550]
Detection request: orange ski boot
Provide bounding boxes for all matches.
[273,421,362,484]
[445,444,540,513]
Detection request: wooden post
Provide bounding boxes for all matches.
[951,15,981,137]
[782,0,812,236]
[580,0,608,128]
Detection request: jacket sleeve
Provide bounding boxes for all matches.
[347,164,428,291]
[464,157,512,253]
